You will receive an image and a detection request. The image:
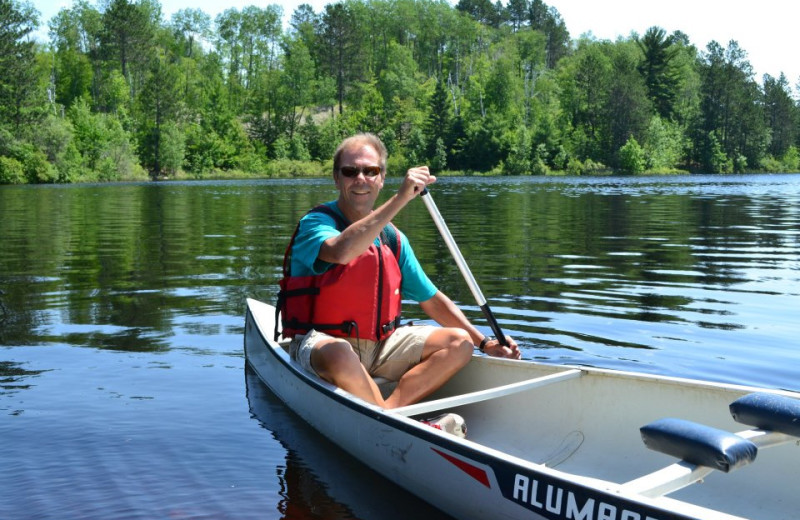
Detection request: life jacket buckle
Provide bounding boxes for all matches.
[381,316,402,335]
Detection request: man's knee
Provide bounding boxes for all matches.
[445,328,474,364]
[311,339,358,377]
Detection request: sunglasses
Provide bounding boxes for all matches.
[339,165,382,178]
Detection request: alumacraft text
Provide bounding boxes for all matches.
[512,474,661,520]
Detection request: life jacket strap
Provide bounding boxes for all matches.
[380,315,402,335]
[281,317,359,337]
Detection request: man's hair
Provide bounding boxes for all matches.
[332,133,388,175]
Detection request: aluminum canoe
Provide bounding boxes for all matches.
[244,298,800,520]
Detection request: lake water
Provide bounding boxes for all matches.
[1,174,799,518]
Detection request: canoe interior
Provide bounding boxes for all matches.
[415,357,799,518]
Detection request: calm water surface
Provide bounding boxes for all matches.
[1,174,799,518]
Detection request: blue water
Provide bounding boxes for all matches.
[1,174,799,518]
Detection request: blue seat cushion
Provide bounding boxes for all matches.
[730,392,800,437]
[640,418,757,473]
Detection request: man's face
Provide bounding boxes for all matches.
[334,144,385,217]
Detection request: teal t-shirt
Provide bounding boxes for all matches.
[290,201,437,303]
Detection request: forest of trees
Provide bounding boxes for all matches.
[1,0,799,184]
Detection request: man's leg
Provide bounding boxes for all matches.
[310,338,387,407]
[384,327,473,409]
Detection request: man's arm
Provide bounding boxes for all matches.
[419,291,521,359]
[319,167,435,265]
[318,195,408,265]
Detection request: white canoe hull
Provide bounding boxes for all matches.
[244,298,800,520]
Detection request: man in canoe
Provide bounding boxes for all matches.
[277,133,520,415]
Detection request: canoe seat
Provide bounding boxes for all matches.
[729,392,800,438]
[626,396,798,498]
[639,418,757,473]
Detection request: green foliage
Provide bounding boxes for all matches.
[503,125,532,175]
[2,0,799,183]
[309,116,346,165]
[263,158,324,177]
[759,155,783,173]
[31,114,82,182]
[184,123,230,174]
[170,8,211,59]
[696,40,767,170]
[703,131,732,174]
[643,116,685,170]
[67,97,141,181]
[136,54,184,177]
[636,27,682,119]
[20,143,58,183]
[288,133,311,161]
[457,0,502,27]
[0,155,26,184]
[556,39,614,161]
[69,98,105,170]
[431,137,447,172]
[618,136,646,174]
[52,49,94,108]
[782,147,800,172]
[762,74,798,158]
[158,122,185,176]
[404,126,427,167]
[606,41,653,166]
[0,127,56,183]
[100,0,158,92]
[566,157,607,176]
[528,0,570,68]
[530,143,550,175]
[100,69,131,115]
[0,0,45,133]
[378,42,420,112]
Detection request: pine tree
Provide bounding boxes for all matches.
[636,27,681,119]
[426,78,451,164]
[0,0,44,133]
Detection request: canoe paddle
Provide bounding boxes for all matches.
[420,188,509,347]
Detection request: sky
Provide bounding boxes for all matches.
[31,0,800,87]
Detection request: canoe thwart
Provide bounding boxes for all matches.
[640,418,758,473]
[730,392,800,438]
[391,368,582,417]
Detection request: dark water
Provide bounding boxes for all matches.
[1,174,799,518]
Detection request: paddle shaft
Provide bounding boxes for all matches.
[420,188,508,347]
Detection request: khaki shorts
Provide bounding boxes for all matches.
[289,325,437,382]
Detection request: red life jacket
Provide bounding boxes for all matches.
[276,205,403,342]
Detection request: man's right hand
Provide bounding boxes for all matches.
[399,165,436,202]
